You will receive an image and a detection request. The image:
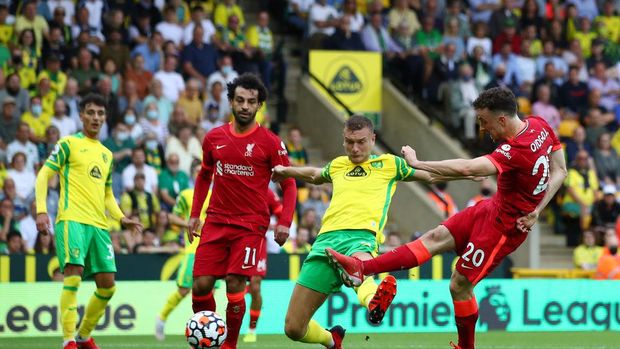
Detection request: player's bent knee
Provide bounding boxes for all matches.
[192,277,214,295]
[225,274,247,292]
[284,319,305,341]
[449,271,473,296]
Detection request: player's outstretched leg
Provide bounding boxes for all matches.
[366,275,397,324]
[328,325,346,349]
[450,271,478,349]
[156,287,190,341]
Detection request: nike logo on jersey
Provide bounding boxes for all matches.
[216,145,227,150]
[241,265,254,270]
[460,263,474,270]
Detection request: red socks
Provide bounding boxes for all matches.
[453,297,479,349]
[249,309,261,330]
[192,292,216,313]
[221,291,246,349]
[363,239,432,275]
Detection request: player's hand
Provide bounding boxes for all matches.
[121,216,144,235]
[401,145,419,167]
[188,217,202,244]
[36,213,52,236]
[271,165,288,182]
[516,210,539,233]
[274,225,289,246]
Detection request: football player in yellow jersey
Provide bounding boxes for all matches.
[155,161,211,341]
[273,115,474,348]
[35,94,143,349]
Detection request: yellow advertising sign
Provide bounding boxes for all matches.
[309,50,382,128]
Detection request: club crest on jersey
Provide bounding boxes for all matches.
[345,165,369,180]
[102,153,108,163]
[245,143,255,157]
[90,165,102,179]
[370,160,383,168]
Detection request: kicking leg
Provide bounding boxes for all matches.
[284,284,344,348]
[352,252,397,324]
[450,270,477,349]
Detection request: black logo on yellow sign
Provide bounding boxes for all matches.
[329,66,362,94]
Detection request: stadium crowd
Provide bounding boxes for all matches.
[0,0,619,273]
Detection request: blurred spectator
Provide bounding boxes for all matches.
[122,147,158,194]
[531,62,560,105]
[467,22,492,63]
[288,0,313,36]
[281,227,312,253]
[466,178,495,207]
[559,65,590,115]
[154,55,185,102]
[201,104,225,132]
[427,182,458,218]
[14,0,49,53]
[573,17,597,58]
[19,201,38,251]
[100,29,130,75]
[144,132,165,174]
[468,46,492,89]
[285,127,309,167]
[573,230,603,270]
[519,0,543,31]
[32,230,55,255]
[122,107,144,143]
[156,6,184,46]
[301,185,329,221]
[586,39,612,73]
[7,152,35,201]
[177,79,204,126]
[324,15,365,51]
[166,125,201,176]
[140,102,168,144]
[489,0,519,38]
[584,107,612,148]
[62,78,81,129]
[493,18,522,55]
[595,234,620,279]
[299,207,320,241]
[181,25,219,87]
[48,6,72,46]
[0,198,20,254]
[121,172,161,231]
[0,96,19,144]
[415,16,442,60]
[340,0,364,32]
[38,54,67,96]
[143,79,173,125]
[70,47,99,94]
[37,125,60,162]
[103,8,129,42]
[1,178,28,221]
[595,1,620,43]
[215,14,252,73]
[588,62,620,112]
[388,0,420,38]
[118,80,145,117]
[72,7,104,49]
[204,80,231,123]
[362,12,405,70]
[99,59,122,96]
[0,4,14,45]
[380,231,403,253]
[96,77,120,132]
[183,6,216,46]
[0,73,30,117]
[214,0,245,29]
[158,153,189,209]
[442,17,466,60]
[6,231,25,255]
[439,63,480,140]
[532,85,561,134]
[427,43,461,103]
[133,0,162,33]
[515,40,536,87]
[308,0,339,43]
[469,0,500,23]
[562,150,599,246]
[207,55,239,93]
[37,78,56,117]
[131,32,163,74]
[7,123,39,171]
[246,11,274,90]
[444,0,470,39]
[134,229,179,254]
[593,133,620,185]
[168,105,190,136]
[592,184,620,227]
[125,55,153,100]
[50,99,77,138]
[491,43,518,89]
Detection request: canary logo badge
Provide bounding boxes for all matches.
[345,166,368,179]
[370,160,383,168]
[329,66,362,94]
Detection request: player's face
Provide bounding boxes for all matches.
[231,87,261,127]
[343,127,375,164]
[80,103,106,138]
[476,108,505,142]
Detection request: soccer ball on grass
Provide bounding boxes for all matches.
[186,311,227,348]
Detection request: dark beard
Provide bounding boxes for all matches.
[232,109,255,127]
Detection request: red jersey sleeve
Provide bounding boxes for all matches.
[267,189,283,218]
[486,143,518,175]
[191,133,215,218]
[268,132,296,227]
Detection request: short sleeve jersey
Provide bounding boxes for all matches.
[485,116,562,232]
[319,154,415,243]
[44,132,114,229]
[174,188,210,253]
[200,123,290,229]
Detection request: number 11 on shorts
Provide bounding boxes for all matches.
[243,247,257,268]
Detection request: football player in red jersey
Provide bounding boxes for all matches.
[188,73,296,349]
[326,88,568,349]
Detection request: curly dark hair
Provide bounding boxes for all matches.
[226,73,268,103]
[345,114,374,133]
[472,87,517,117]
[79,93,107,112]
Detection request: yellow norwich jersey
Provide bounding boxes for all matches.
[44,133,114,229]
[319,154,415,244]
[173,188,210,253]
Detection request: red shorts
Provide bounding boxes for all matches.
[443,200,527,285]
[194,221,267,278]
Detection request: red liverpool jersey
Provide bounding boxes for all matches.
[200,123,291,229]
[485,116,562,232]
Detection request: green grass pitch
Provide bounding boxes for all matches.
[0,332,617,348]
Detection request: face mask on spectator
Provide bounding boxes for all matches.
[146,139,158,150]
[146,110,158,120]
[222,65,233,75]
[32,105,42,116]
[125,114,136,125]
[116,131,129,142]
[481,188,491,196]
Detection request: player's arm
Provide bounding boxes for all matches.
[168,212,189,227]
[517,148,568,233]
[270,137,298,245]
[35,165,57,235]
[272,165,328,185]
[402,145,497,177]
[189,137,215,242]
[105,171,143,234]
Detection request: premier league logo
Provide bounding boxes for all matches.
[479,285,511,330]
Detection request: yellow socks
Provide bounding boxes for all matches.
[159,290,185,321]
[356,276,378,308]
[60,275,81,341]
[77,286,116,339]
[299,319,333,347]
